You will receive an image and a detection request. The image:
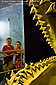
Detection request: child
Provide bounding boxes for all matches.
[2,37,14,77]
[14,41,23,68]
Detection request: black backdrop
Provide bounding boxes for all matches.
[23,2,55,65]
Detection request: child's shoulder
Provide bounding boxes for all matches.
[11,45,14,47]
[3,45,7,47]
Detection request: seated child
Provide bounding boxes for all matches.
[2,37,14,77]
[14,41,23,68]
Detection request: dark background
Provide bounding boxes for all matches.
[23,2,55,65]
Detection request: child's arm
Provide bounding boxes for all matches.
[21,47,23,54]
[10,52,14,56]
[3,53,9,56]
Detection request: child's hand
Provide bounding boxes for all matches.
[10,53,14,56]
[3,53,9,57]
[17,51,20,54]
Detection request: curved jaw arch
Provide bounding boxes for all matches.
[27,0,56,54]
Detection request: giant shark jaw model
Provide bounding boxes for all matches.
[5,0,56,85]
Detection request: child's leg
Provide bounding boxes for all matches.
[15,60,19,69]
[8,61,13,75]
[3,63,8,77]
[8,61,13,70]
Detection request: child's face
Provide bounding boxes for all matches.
[16,42,21,48]
[6,39,12,46]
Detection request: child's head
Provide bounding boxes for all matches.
[15,41,21,48]
[6,37,12,46]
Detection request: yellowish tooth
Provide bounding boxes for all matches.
[35,21,40,26]
[48,42,51,44]
[10,70,15,78]
[29,0,33,6]
[40,0,50,5]
[25,63,30,69]
[47,23,50,27]
[30,5,38,14]
[40,26,46,30]
[46,38,50,41]
[44,34,49,38]
[33,14,42,20]
[42,31,47,34]
[53,2,56,12]
[45,3,53,14]
[40,0,44,5]
[36,20,46,26]
[51,46,54,48]
[6,78,10,85]
[26,0,29,2]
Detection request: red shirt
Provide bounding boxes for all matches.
[2,45,14,61]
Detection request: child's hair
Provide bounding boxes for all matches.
[15,41,21,46]
[6,37,12,41]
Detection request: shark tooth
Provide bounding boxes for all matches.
[46,38,50,41]
[30,5,38,14]
[40,26,46,30]
[6,78,10,85]
[10,70,15,78]
[25,63,30,69]
[45,3,54,14]
[29,0,33,6]
[48,41,51,44]
[33,14,42,20]
[39,59,42,63]
[36,20,46,26]
[26,0,29,2]
[40,0,50,5]
[42,31,47,34]
[30,62,34,66]
[44,34,49,38]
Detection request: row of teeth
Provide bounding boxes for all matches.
[5,56,56,85]
[5,0,56,85]
[28,0,56,53]
[28,0,56,14]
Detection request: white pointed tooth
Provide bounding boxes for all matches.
[45,3,53,14]
[46,38,50,41]
[40,26,46,30]
[30,5,38,14]
[48,42,51,44]
[33,14,42,20]
[44,34,49,38]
